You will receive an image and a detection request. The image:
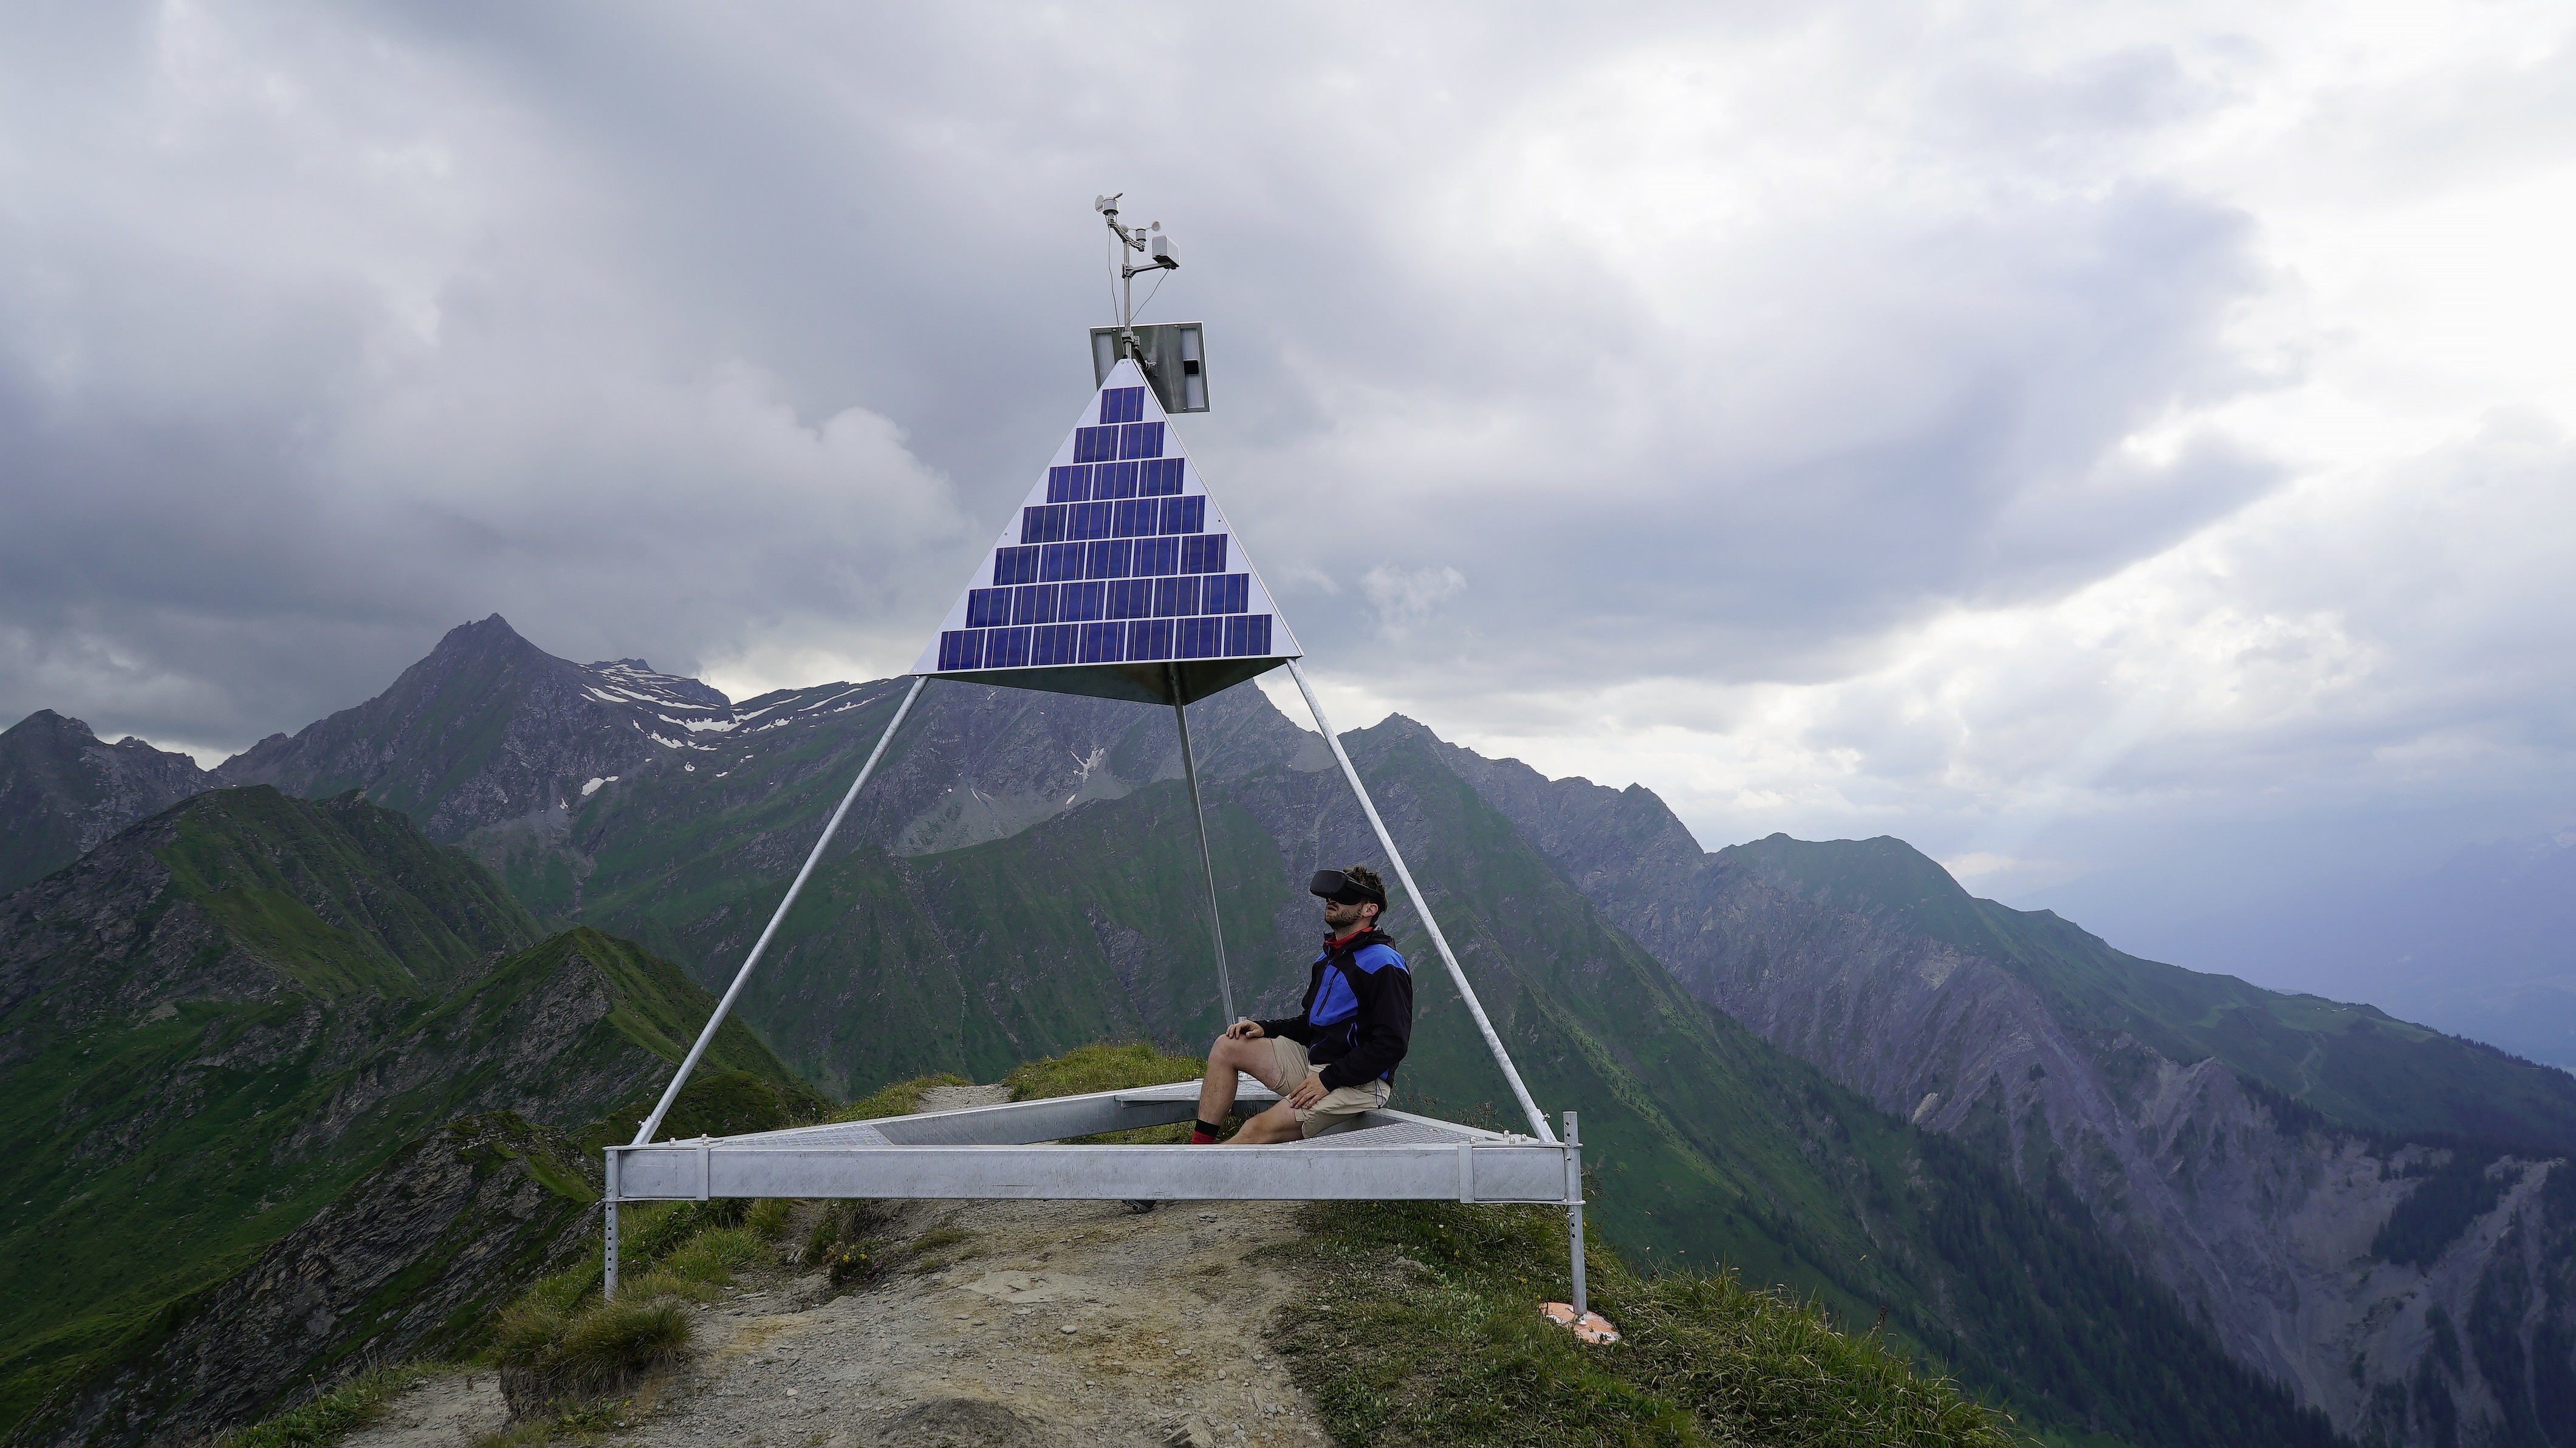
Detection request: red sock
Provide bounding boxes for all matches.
[1188,1118,1222,1144]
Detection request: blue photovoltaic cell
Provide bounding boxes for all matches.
[1118,421,1165,459]
[1084,539,1131,579]
[1180,533,1226,573]
[993,546,1041,586]
[1177,616,1223,659]
[1107,578,1153,618]
[936,377,1294,678]
[1012,584,1058,626]
[1032,624,1078,667]
[1202,573,1249,614]
[1225,615,1273,657]
[1128,617,1174,660]
[984,626,1032,669]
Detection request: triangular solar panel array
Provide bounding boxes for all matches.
[913,358,1301,706]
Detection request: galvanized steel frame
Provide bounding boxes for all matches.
[602,655,1596,1310]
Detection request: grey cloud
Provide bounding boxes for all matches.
[5,0,2571,982]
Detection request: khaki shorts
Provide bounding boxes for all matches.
[1261,1037,1392,1138]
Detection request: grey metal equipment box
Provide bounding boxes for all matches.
[1091,322,1209,413]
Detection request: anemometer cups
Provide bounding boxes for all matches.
[1308,869,1386,908]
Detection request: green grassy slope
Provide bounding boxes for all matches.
[156,787,536,995]
[1723,834,2576,1152]
[0,791,808,1442]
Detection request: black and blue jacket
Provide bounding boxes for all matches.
[1256,928,1413,1090]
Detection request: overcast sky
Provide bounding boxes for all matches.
[5,1,2574,961]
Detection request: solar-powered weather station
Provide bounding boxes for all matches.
[604,196,1600,1320]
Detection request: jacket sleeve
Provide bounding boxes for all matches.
[1317,961,1413,1090]
[1256,1013,1317,1046]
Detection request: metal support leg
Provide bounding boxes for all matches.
[1564,1111,1588,1316]
[603,1149,623,1301]
[1286,660,1555,1144]
[1169,665,1236,1023]
[628,675,927,1149]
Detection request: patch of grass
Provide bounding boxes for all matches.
[550,1299,688,1389]
[798,1201,914,1286]
[910,1225,974,1255]
[1002,1042,1204,1101]
[210,1362,431,1448]
[465,1395,632,1446]
[657,1226,763,1285]
[830,1073,968,1122]
[477,1194,796,1415]
[494,1296,687,1416]
[1266,1200,2020,1447]
[745,1197,794,1240]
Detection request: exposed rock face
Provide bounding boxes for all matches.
[29,1113,595,1448]
[0,709,211,895]
[213,615,746,843]
[1427,741,2576,1447]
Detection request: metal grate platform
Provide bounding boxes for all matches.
[607,1074,1579,1210]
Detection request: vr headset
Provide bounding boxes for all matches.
[1307,869,1386,907]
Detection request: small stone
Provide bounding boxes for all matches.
[1061,1325,1079,1334]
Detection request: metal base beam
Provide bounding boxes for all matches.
[603,1081,1578,1207]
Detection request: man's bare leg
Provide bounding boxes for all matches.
[1227,1100,1303,1144]
[1197,1032,1275,1125]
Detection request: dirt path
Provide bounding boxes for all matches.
[630,1194,1331,1447]
[350,1082,1338,1447]
[339,1371,507,1446]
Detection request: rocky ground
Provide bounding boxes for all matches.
[348,1085,1335,1448]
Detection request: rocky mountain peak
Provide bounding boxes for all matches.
[577,658,732,713]
[1,706,213,896]
[209,616,758,843]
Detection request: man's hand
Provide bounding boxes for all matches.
[1224,1019,1265,1041]
[1288,1071,1329,1110]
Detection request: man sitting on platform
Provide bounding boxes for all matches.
[1187,865,1414,1145]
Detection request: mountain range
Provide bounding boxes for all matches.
[5,613,2573,1447]
[0,779,815,1446]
